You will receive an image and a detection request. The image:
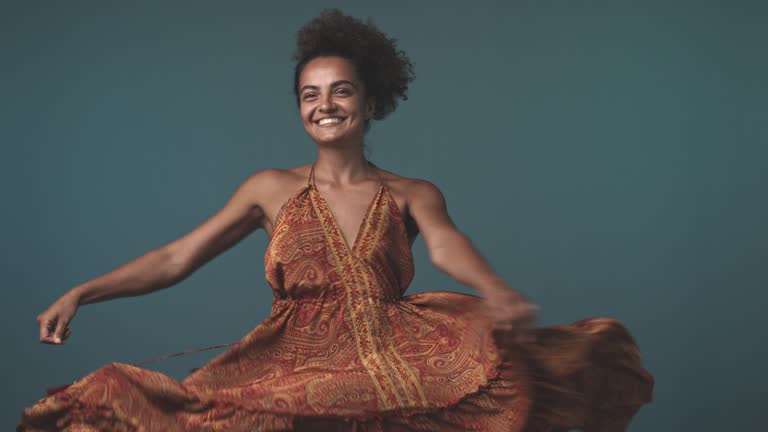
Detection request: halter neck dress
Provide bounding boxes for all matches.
[18,162,654,431]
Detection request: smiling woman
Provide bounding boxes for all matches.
[18,8,653,432]
[298,56,373,147]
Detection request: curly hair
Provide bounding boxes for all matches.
[292,9,415,123]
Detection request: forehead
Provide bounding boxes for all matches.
[298,56,360,87]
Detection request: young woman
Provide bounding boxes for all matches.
[19,9,653,431]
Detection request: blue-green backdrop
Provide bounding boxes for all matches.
[2,1,766,430]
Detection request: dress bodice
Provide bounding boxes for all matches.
[253,162,503,413]
[264,161,415,304]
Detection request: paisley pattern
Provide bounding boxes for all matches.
[18,163,654,431]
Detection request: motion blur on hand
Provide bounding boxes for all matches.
[484,287,539,347]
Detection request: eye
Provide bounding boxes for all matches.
[335,88,351,95]
[302,93,318,101]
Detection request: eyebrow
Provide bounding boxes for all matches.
[299,80,358,94]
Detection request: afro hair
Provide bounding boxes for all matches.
[292,9,415,122]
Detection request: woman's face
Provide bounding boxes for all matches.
[297,56,374,146]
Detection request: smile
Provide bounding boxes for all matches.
[315,117,346,127]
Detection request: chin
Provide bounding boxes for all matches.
[307,128,363,145]
[313,136,351,147]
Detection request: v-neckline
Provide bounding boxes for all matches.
[308,162,385,255]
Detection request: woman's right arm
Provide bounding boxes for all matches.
[37,169,278,344]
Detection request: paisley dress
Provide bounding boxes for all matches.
[18,162,654,431]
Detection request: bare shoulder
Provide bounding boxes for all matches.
[247,164,313,236]
[244,165,308,191]
[408,178,445,205]
[374,167,448,240]
[233,168,283,210]
[241,164,312,196]
[377,167,445,209]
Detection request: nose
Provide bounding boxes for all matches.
[318,93,336,113]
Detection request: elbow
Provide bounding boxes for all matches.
[430,248,449,272]
[159,245,187,284]
[430,254,442,273]
[429,232,469,271]
[431,249,459,275]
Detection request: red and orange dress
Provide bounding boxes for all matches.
[18,163,653,431]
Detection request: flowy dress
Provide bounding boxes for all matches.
[18,163,654,431]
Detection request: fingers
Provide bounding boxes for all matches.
[40,327,71,345]
[53,317,70,344]
[38,315,59,344]
[38,314,50,342]
[516,301,540,318]
[489,301,540,347]
[37,314,72,345]
[484,294,540,349]
[493,302,539,329]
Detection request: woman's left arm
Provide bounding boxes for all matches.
[407,179,538,338]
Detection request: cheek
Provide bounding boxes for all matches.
[300,107,312,123]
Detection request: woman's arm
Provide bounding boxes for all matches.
[37,169,276,344]
[407,179,510,294]
[74,170,273,304]
[407,179,538,340]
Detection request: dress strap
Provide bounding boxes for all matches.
[308,162,315,187]
[368,160,386,189]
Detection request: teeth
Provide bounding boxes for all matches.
[318,117,343,125]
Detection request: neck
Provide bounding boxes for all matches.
[313,145,373,186]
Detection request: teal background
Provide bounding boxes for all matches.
[2,1,766,430]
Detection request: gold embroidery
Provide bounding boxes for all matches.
[309,188,402,409]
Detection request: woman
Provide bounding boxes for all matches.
[18,9,653,431]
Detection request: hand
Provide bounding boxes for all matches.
[483,287,539,345]
[37,291,80,345]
